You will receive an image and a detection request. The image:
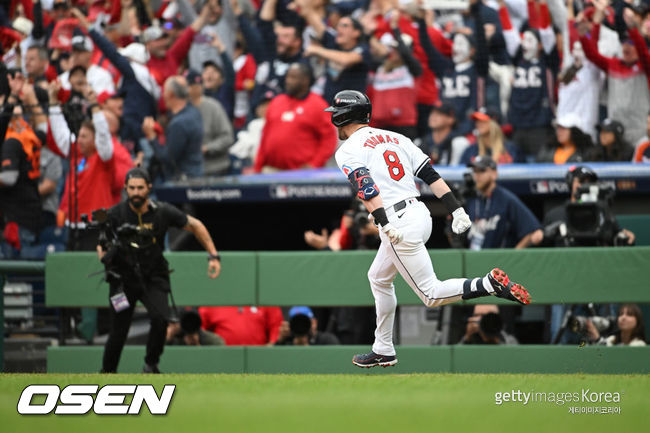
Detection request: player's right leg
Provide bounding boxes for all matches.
[352,244,399,368]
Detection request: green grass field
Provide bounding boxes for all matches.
[0,373,646,433]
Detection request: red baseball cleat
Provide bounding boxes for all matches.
[487,268,531,305]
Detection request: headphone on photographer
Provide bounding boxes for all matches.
[565,165,598,191]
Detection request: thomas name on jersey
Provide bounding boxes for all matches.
[363,134,400,149]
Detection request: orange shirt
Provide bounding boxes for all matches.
[553,145,576,164]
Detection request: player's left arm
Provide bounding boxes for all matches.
[184,215,221,279]
[410,149,471,235]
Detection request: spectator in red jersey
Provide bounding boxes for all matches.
[367,10,422,139]
[198,306,284,345]
[98,90,124,119]
[145,0,213,86]
[58,34,115,95]
[102,109,134,203]
[47,81,118,249]
[253,63,337,173]
[363,2,453,138]
[232,32,257,130]
[579,0,650,145]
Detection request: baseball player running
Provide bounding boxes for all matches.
[325,90,531,368]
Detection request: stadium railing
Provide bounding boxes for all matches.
[0,261,47,372]
[40,248,650,374]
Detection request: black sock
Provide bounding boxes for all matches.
[461,278,490,300]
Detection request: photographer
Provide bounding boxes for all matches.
[166,310,225,346]
[544,165,636,344]
[275,306,340,346]
[543,165,635,247]
[48,80,116,248]
[458,305,518,345]
[304,200,380,251]
[584,304,647,347]
[99,168,221,373]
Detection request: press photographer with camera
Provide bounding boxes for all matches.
[274,306,340,346]
[543,165,635,247]
[583,304,647,347]
[98,168,221,373]
[544,165,636,344]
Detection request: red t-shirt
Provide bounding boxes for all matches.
[147,27,197,86]
[375,16,452,106]
[198,306,284,345]
[254,92,337,172]
[111,139,134,203]
[58,148,116,223]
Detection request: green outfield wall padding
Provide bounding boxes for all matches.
[47,346,246,373]
[256,250,463,306]
[45,252,257,307]
[45,247,650,306]
[463,247,650,304]
[47,346,650,374]
[451,345,650,374]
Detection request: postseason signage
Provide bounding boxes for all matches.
[17,384,175,415]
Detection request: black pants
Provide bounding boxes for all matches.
[101,275,171,373]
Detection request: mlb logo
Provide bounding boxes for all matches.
[272,185,289,199]
[342,165,352,176]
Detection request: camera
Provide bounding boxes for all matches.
[344,201,380,250]
[569,315,614,336]
[82,208,155,268]
[453,171,478,204]
[544,182,626,246]
[62,94,88,135]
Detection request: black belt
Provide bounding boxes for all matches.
[392,198,417,213]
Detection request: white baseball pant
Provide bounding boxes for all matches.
[368,200,494,356]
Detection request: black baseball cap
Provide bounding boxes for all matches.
[468,155,497,171]
[185,69,202,86]
[431,102,456,118]
[597,118,625,137]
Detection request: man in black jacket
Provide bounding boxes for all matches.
[99,168,221,373]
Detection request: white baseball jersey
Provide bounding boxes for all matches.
[334,127,507,359]
[335,127,430,208]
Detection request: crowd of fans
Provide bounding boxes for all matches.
[1,0,649,348]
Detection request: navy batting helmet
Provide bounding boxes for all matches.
[324,90,372,127]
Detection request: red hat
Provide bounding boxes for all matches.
[97,90,125,104]
[471,109,491,122]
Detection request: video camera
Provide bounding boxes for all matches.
[455,171,478,204]
[544,182,628,246]
[81,208,156,271]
